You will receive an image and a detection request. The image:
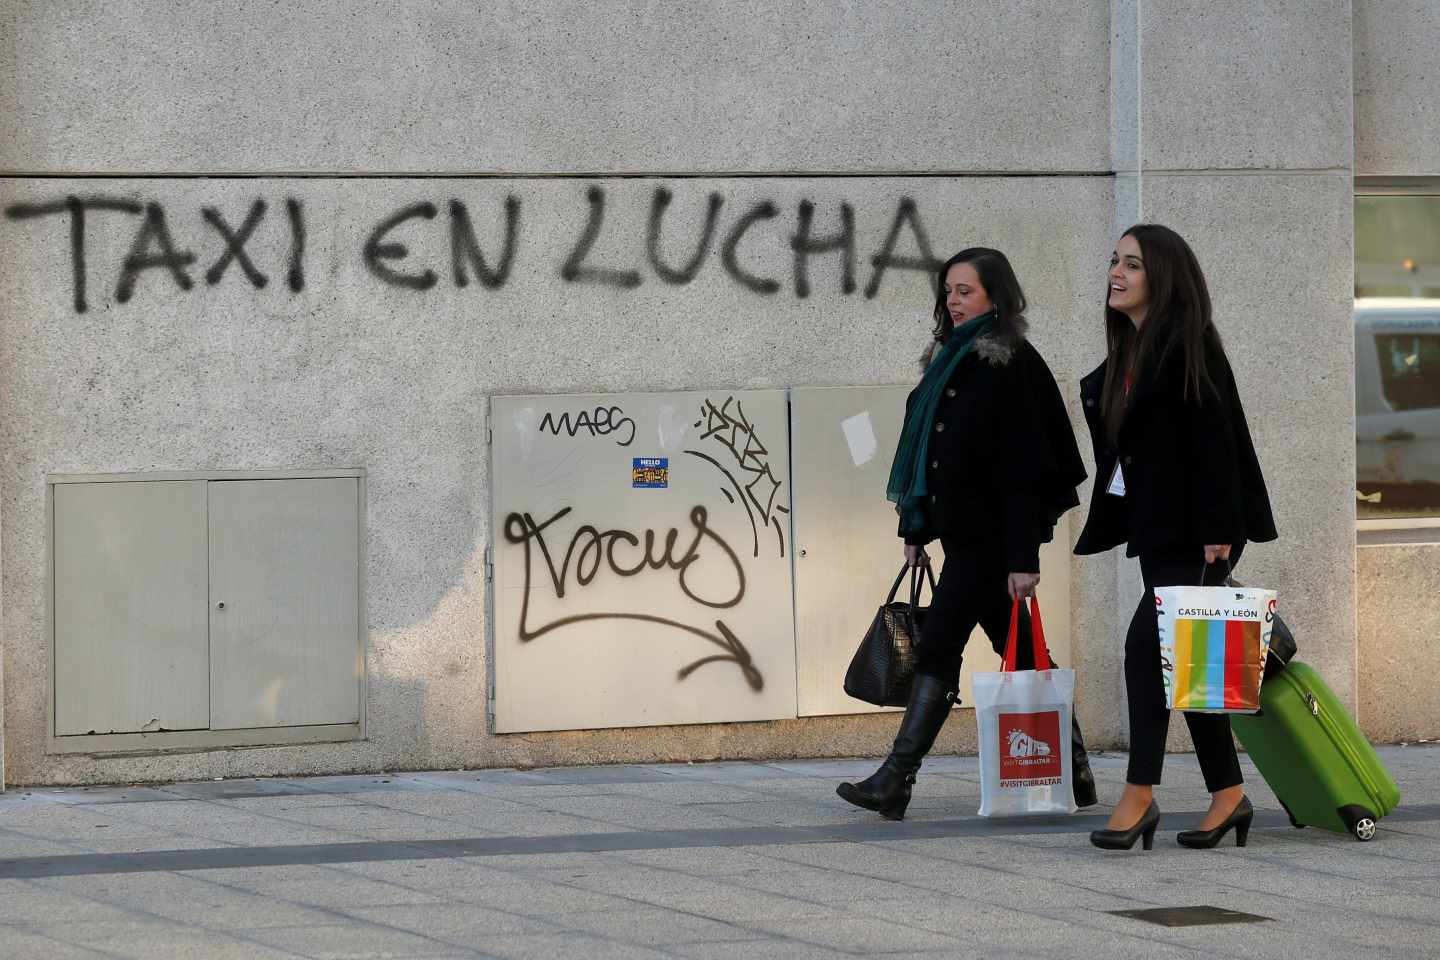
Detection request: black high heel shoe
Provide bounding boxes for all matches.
[1177,796,1253,849]
[1089,801,1160,851]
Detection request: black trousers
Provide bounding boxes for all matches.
[915,537,1042,685]
[1125,547,1244,792]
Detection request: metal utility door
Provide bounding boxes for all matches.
[208,478,361,729]
[53,481,210,736]
[789,386,1072,717]
[491,390,798,732]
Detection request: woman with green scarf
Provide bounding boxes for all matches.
[837,247,1094,821]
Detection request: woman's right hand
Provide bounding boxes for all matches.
[904,544,930,567]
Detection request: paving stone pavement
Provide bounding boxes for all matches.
[1,745,1437,959]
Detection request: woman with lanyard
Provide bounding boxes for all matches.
[837,247,1095,821]
[1076,224,1277,851]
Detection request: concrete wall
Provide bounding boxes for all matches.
[0,0,1110,175]
[1354,0,1440,177]
[0,0,1120,785]
[1110,2,1358,755]
[0,1,1416,784]
[0,174,1111,784]
[1356,545,1439,744]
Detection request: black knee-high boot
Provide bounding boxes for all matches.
[1072,715,1098,808]
[836,674,957,821]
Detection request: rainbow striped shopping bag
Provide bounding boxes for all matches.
[1155,583,1277,714]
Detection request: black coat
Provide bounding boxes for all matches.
[1073,336,1278,558]
[902,317,1087,573]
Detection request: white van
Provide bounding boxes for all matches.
[1354,297,1440,516]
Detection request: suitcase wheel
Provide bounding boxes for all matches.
[1339,805,1378,842]
[1278,799,1305,829]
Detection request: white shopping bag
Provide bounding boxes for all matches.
[974,597,1077,817]
[1155,576,1276,714]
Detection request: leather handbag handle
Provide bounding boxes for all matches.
[885,564,909,604]
[1002,596,1052,673]
[908,563,937,607]
[886,561,937,606]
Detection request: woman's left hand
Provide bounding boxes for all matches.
[1204,544,1232,565]
[1008,572,1040,601]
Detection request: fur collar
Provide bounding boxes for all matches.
[918,313,1028,371]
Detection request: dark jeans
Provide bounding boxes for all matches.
[1125,547,1244,792]
[915,537,1042,686]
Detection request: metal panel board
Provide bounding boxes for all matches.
[208,478,361,729]
[790,385,1071,717]
[53,481,210,736]
[491,390,797,732]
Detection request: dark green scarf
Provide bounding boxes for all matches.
[887,310,996,537]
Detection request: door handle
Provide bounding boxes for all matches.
[1383,429,1416,442]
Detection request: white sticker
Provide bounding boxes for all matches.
[840,411,878,466]
[657,404,689,451]
[1106,461,1126,497]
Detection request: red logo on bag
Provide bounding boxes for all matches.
[999,711,1063,787]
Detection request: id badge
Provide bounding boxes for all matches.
[1106,461,1126,497]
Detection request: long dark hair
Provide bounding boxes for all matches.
[1100,224,1223,445]
[930,247,1027,343]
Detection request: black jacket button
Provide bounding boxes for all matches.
[930,494,937,503]
[1123,455,1133,466]
[935,422,945,432]
[945,388,956,398]
[930,460,939,469]
[1085,398,1096,408]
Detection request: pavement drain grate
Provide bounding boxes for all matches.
[1107,906,1273,927]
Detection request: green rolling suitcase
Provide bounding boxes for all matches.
[1232,661,1400,841]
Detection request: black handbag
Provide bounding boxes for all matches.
[843,563,936,707]
[1262,612,1297,681]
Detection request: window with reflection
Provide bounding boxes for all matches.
[1355,192,1440,519]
